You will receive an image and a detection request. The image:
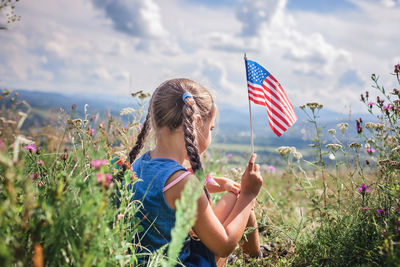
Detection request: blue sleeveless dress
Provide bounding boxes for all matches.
[130,151,217,267]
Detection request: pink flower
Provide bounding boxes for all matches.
[357,183,371,195]
[383,104,391,111]
[30,173,39,180]
[267,165,276,172]
[91,159,107,169]
[361,206,369,212]
[90,128,96,136]
[36,160,44,166]
[366,147,376,155]
[96,172,113,189]
[25,144,37,153]
[226,153,233,159]
[376,208,385,215]
[367,102,375,108]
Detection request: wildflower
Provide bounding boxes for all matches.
[395,64,400,74]
[383,104,391,111]
[91,159,107,169]
[357,183,371,195]
[361,206,369,212]
[392,88,399,95]
[30,173,39,180]
[293,151,303,160]
[61,153,68,161]
[367,102,375,108]
[365,122,375,129]
[375,123,384,130]
[306,102,323,111]
[120,107,135,116]
[328,129,336,135]
[38,181,45,187]
[90,128,96,136]
[365,91,369,98]
[227,153,233,159]
[299,105,306,110]
[360,94,365,102]
[25,144,37,153]
[376,208,385,215]
[277,146,292,156]
[328,153,336,160]
[96,172,113,189]
[337,123,348,131]
[326,144,342,151]
[350,142,362,149]
[36,160,44,166]
[0,138,5,151]
[367,147,376,155]
[117,214,124,221]
[267,165,276,173]
[356,119,363,134]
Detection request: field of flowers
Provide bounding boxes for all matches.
[1,65,400,266]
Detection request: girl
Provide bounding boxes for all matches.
[129,78,263,266]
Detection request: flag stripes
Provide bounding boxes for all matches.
[245,59,297,137]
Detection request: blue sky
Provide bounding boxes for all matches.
[0,0,399,113]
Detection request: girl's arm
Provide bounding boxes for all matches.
[192,154,262,258]
[205,176,241,195]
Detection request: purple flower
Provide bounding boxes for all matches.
[226,153,233,159]
[357,183,371,195]
[90,128,96,136]
[367,102,375,108]
[91,159,107,169]
[25,144,37,154]
[383,104,391,111]
[36,160,44,166]
[367,147,376,155]
[267,165,276,172]
[376,208,385,215]
[96,172,113,189]
[29,173,38,180]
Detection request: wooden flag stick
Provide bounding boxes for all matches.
[244,53,254,154]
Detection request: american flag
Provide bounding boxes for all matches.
[245,59,297,137]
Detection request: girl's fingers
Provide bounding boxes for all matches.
[248,153,257,170]
[254,163,260,172]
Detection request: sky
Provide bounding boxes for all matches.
[0,0,399,113]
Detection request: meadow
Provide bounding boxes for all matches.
[1,65,400,266]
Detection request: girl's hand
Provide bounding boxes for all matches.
[205,176,241,195]
[240,154,263,197]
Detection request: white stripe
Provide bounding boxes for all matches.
[262,81,297,124]
[265,77,297,120]
[265,107,285,135]
[249,82,295,126]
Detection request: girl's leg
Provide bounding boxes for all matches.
[213,193,260,266]
[240,210,260,257]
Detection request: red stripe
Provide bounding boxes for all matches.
[248,95,266,106]
[249,83,292,128]
[267,76,297,120]
[263,80,296,123]
[264,106,285,136]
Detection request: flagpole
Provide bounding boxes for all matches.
[244,53,254,154]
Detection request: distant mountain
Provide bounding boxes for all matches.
[14,89,375,148]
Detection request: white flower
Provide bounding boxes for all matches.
[326,144,342,151]
[293,151,303,160]
[337,123,348,131]
[328,129,336,135]
[329,153,336,160]
[120,107,136,116]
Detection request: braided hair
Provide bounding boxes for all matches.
[128,78,215,173]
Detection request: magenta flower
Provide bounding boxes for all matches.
[357,183,371,195]
[367,102,375,108]
[367,147,376,155]
[226,153,233,159]
[29,173,39,180]
[96,172,113,189]
[36,160,44,166]
[383,104,391,111]
[376,208,385,215]
[90,128,96,136]
[25,144,37,153]
[267,165,276,172]
[91,159,107,169]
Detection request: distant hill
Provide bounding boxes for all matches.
[14,89,374,148]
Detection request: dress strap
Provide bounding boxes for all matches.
[163,171,191,192]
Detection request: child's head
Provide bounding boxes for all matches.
[129,78,215,172]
